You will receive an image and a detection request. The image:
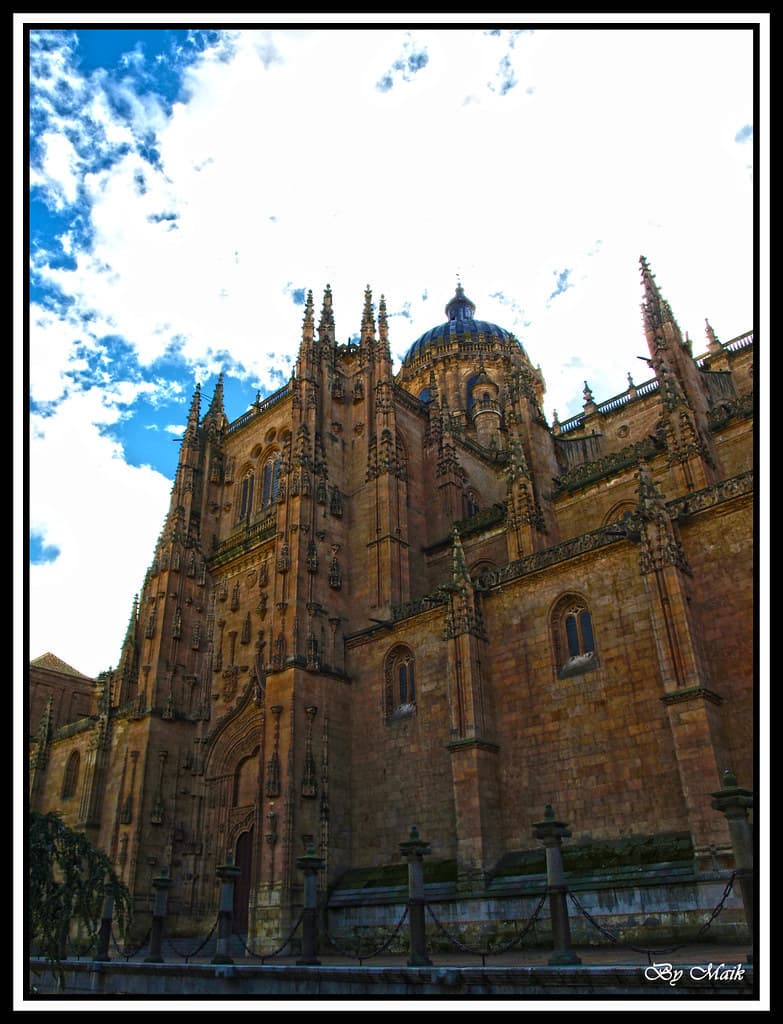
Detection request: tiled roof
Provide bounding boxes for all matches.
[30,652,93,679]
[401,285,521,367]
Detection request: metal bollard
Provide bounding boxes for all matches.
[94,886,114,962]
[399,826,432,967]
[533,805,582,965]
[711,769,754,962]
[212,852,241,964]
[145,866,172,963]
[296,842,325,965]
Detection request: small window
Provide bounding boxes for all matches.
[385,646,416,721]
[62,751,80,800]
[398,660,415,704]
[262,456,281,507]
[552,595,598,679]
[238,470,255,520]
[463,488,481,519]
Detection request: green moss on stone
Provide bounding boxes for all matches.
[332,859,457,892]
[490,832,694,881]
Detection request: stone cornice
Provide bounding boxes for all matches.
[392,382,430,418]
[668,470,753,520]
[660,686,724,706]
[553,435,664,496]
[446,737,500,754]
[472,471,754,597]
[209,515,278,570]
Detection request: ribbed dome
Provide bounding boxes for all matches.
[402,285,516,366]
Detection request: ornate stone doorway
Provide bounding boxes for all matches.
[233,827,254,935]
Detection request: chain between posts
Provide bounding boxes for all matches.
[319,904,410,963]
[63,932,97,960]
[109,926,152,961]
[232,909,305,961]
[162,915,220,962]
[567,872,737,962]
[425,890,549,965]
[56,876,737,967]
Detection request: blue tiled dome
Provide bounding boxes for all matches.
[402,285,516,366]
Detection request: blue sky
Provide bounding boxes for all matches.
[19,15,767,680]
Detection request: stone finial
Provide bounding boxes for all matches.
[705,318,722,353]
[533,804,572,842]
[152,865,172,890]
[216,851,240,881]
[399,825,431,860]
[710,768,753,816]
[296,842,325,872]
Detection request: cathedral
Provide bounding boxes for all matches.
[29,258,755,949]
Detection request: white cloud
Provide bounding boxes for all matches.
[32,130,82,207]
[29,387,172,676]
[23,20,764,677]
[30,26,758,395]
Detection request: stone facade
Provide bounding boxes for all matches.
[28,259,754,947]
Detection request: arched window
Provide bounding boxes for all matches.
[62,750,80,800]
[552,594,598,679]
[463,488,481,519]
[604,502,636,527]
[238,470,255,520]
[470,560,497,583]
[261,455,282,507]
[384,645,416,721]
[396,432,409,479]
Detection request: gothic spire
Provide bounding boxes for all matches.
[114,594,140,703]
[640,255,677,331]
[360,284,376,348]
[200,374,227,439]
[378,293,391,359]
[171,382,204,496]
[505,427,530,482]
[97,669,113,716]
[318,284,335,346]
[294,288,318,377]
[31,693,54,779]
[37,694,54,749]
[181,382,201,446]
[444,527,486,641]
[123,594,139,648]
[450,527,472,586]
[302,288,315,341]
[635,461,689,575]
[207,374,224,419]
[705,318,722,353]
